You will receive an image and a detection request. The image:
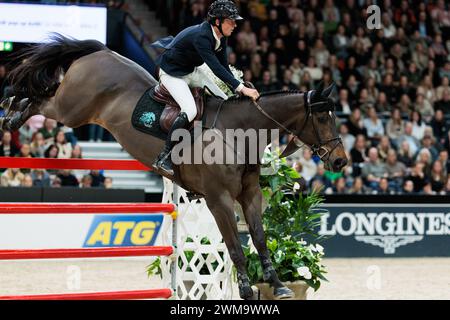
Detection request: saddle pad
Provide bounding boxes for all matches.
[131,87,167,141]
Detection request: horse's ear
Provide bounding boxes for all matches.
[312,81,324,101]
[322,82,336,98]
[316,81,324,95]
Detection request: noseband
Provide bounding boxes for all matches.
[252,90,342,162]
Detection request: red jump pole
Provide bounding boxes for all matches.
[0,202,175,214]
[0,157,151,171]
[0,246,174,260]
[0,289,173,300]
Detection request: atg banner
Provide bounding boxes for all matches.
[319,204,450,257]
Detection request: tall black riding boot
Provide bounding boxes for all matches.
[153,112,190,176]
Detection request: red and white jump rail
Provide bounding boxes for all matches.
[0,157,151,171]
[0,157,178,300]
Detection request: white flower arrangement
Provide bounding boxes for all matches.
[197,63,244,97]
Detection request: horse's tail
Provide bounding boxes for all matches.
[7,33,107,103]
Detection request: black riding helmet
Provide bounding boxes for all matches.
[207,0,243,36]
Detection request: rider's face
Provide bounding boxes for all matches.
[222,18,237,36]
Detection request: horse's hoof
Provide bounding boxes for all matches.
[239,286,254,300]
[274,286,294,300]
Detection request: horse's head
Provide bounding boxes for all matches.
[282,81,348,172]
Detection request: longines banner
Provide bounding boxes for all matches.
[319,204,450,257]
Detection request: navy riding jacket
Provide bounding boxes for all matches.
[151,21,241,91]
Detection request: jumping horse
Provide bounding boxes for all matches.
[0,35,347,299]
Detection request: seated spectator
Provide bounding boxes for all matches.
[339,123,355,153]
[414,93,434,124]
[347,108,367,137]
[416,75,436,107]
[434,89,450,114]
[348,176,367,194]
[44,144,59,159]
[376,178,392,195]
[296,150,317,184]
[57,170,79,187]
[429,160,447,194]
[331,177,347,194]
[421,134,439,162]
[71,145,83,159]
[430,109,449,146]
[336,88,352,115]
[80,175,93,188]
[385,149,407,191]
[385,108,405,146]
[21,174,34,188]
[333,24,350,60]
[309,163,333,191]
[374,92,391,114]
[363,106,385,143]
[288,58,302,86]
[435,76,450,101]
[89,170,105,187]
[405,162,428,193]
[396,94,413,114]
[410,110,428,142]
[30,132,47,158]
[397,122,421,157]
[303,57,323,81]
[438,149,450,176]
[31,169,51,187]
[54,129,72,159]
[1,168,25,187]
[416,148,433,176]
[397,140,415,168]
[51,177,62,188]
[377,136,391,162]
[38,118,58,146]
[350,134,368,177]
[104,177,113,189]
[0,131,19,158]
[402,179,415,194]
[361,147,387,190]
[255,70,279,92]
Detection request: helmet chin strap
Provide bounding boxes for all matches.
[215,18,225,37]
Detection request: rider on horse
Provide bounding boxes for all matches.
[151,0,260,176]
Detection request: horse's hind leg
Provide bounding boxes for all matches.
[237,166,294,299]
[204,191,254,299]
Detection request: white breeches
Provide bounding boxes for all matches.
[159,67,228,122]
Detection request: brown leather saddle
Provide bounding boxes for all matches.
[151,84,205,132]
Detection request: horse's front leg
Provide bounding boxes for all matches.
[2,102,38,132]
[237,167,294,299]
[204,190,254,299]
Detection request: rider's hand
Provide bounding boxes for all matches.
[241,86,260,101]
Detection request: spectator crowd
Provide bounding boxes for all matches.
[165,0,450,195]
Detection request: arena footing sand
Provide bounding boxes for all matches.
[308,258,450,300]
[1,257,449,299]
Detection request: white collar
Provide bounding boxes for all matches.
[211,25,221,50]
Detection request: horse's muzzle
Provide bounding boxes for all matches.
[332,157,348,172]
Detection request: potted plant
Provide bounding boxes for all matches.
[243,150,328,300]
